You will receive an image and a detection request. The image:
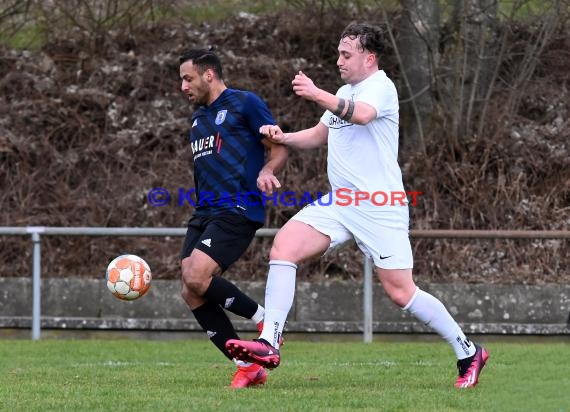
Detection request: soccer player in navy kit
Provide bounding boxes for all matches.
[178,49,287,388]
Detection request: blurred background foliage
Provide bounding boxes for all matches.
[0,0,568,284]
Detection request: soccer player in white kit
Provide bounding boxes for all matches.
[227,22,489,388]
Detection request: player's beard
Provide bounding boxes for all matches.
[192,80,211,108]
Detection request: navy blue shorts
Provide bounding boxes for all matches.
[180,214,263,271]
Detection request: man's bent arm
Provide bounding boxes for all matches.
[260,141,288,176]
[311,89,377,126]
[282,122,328,149]
[292,71,377,125]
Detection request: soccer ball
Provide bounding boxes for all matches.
[106,254,152,300]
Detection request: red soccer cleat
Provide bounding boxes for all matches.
[230,363,267,389]
[455,343,489,388]
[226,339,281,369]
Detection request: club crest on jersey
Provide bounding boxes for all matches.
[215,110,227,125]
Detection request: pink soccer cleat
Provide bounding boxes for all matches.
[226,339,281,369]
[455,343,489,388]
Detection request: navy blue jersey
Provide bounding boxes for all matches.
[187,89,275,224]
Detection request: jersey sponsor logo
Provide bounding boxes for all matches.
[224,297,235,308]
[215,109,227,125]
[378,254,393,260]
[201,238,212,247]
[206,330,216,338]
[191,135,215,153]
[191,133,222,159]
[328,116,352,128]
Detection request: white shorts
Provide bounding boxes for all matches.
[291,194,413,269]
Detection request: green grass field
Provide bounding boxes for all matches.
[0,339,568,411]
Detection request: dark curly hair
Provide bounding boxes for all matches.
[340,22,384,62]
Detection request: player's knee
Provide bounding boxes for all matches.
[377,269,416,307]
[269,241,296,262]
[387,291,409,308]
[180,283,205,309]
[384,286,415,308]
[268,244,282,260]
[182,277,203,295]
[180,282,197,302]
[381,279,415,307]
[181,263,211,296]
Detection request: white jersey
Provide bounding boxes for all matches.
[320,70,405,205]
[294,70,412,268]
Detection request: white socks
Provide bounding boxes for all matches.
[259,260,297,348]
[404,288,476,359]
[256,266,475,360]
[251,304,265,324]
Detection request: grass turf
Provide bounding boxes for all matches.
[0,339,568,411]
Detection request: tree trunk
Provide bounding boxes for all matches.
[397,0,440,153]
[449,0,499,138]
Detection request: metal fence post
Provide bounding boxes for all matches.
[30,229,42,340]
[0,226,568,339]
[363,256,373,343]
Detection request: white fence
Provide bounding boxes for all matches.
[0,226,568,341]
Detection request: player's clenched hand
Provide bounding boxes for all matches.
[259,125,287,144]
[257,171,281,196]
[292,71,319,101]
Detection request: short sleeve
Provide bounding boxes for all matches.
[244,92,276,140]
